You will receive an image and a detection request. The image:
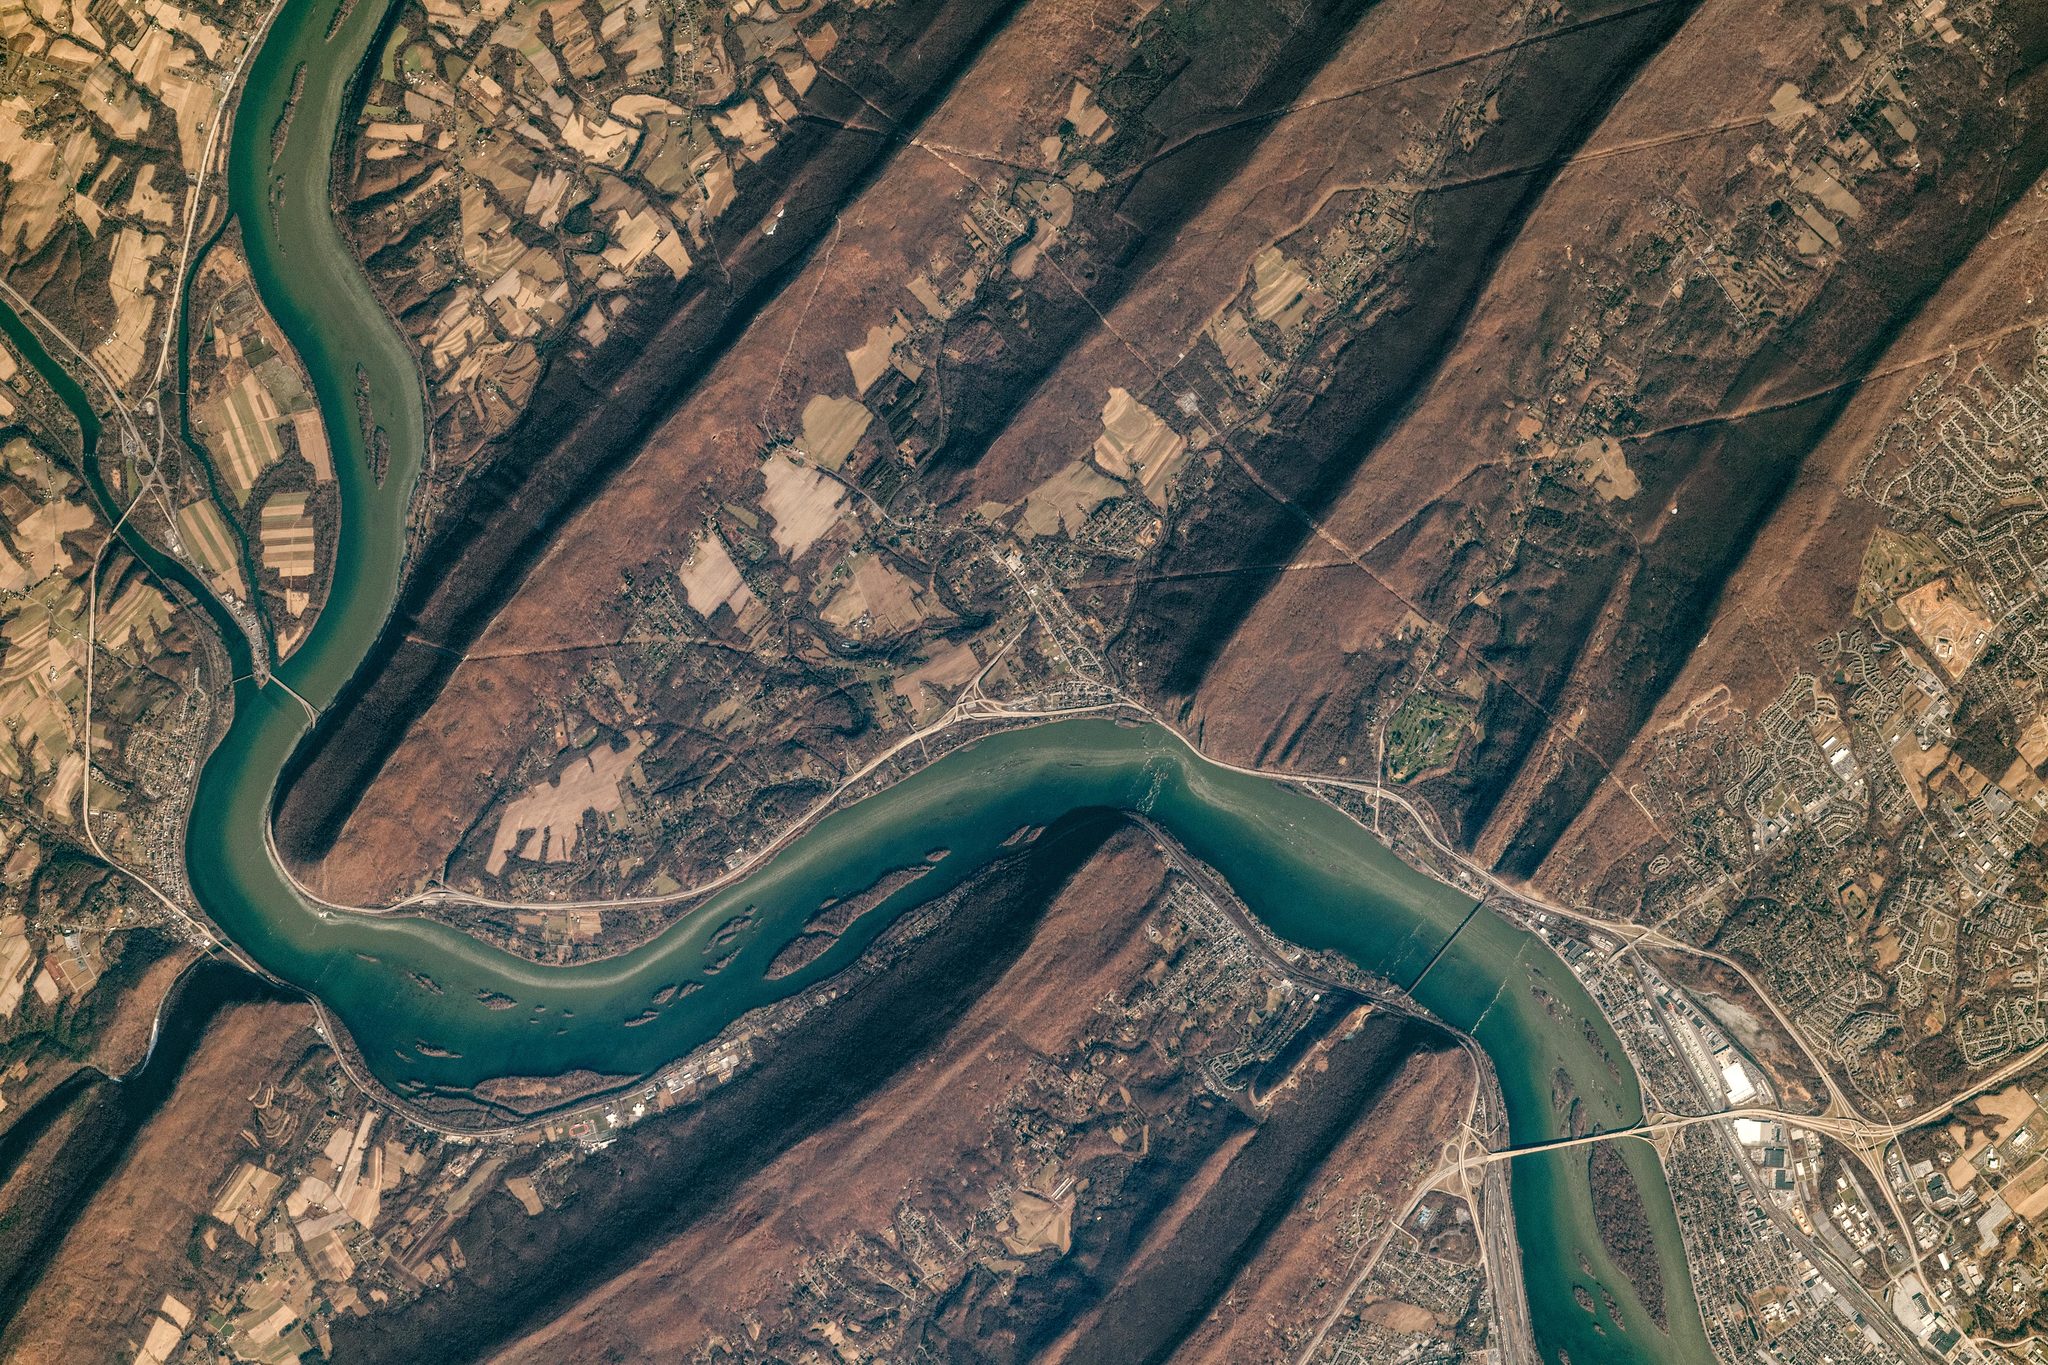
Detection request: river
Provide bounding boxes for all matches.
[4,0,1718,1357]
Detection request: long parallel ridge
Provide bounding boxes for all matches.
[273,0,1032,866]
[289,0,1421,895]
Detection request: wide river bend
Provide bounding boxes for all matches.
[13,0,1725,1358]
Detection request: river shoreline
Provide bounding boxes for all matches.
[0,0,1717,1356]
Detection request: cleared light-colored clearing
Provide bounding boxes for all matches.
[0,120,99,256]
[175,498,247,597]
[798,393,872,470]
[0,917,34,1019]
[1363,1300,1439,1333]
[523,166,570,223]
[125,163,174,223]
[1792,198,1840,252]
[364,120,427,144]
[843,317,905,395]
[711,97,776,160]
[2018,714,2048,772]
[92,226,165,386]
[892,639,979,718]
[505,1175,545,1215]
[73,188,105,238]
[203,372,284,497]
[78,62,149,139]
[602,203,688,276]
[259,492,316,581]
[2008,1157,2048,1222]
[43,750,83,820]
[559,108,636,165]
[4,497,94,586]
[487,736,647,876]
[1794,164,1862,221]
[331,1109,382,1227]
[482,248,572,338]
[156,62,219,174]
[1209,309,1273,389]
[611,94,685,124]
[1091,388,1188,506]
[290,409,333,481]
[459,181,523,278]
[1766,81,1815,128]
[1250,246,1313,329]
[821,553,924,637]
[134,1305,185,1365]
[1895,577,1992,680]
[209,1161,283,1244]
[140,0,225,59]
[115,26,175,92]
[97,577,172,654]
[1001,1189,1073,1256]
[1947,1087,2042,1191]
[1973,1085,2040,1143]
[677,532,754,618]
[1573,434,1639,501]
[760,453,846,559]
[424,288,490,377]
[1888,730,1947,811]
[1064,82,1111,141]
[1018,458,1121,539]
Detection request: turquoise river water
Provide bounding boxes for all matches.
[3,0,1720,1358]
